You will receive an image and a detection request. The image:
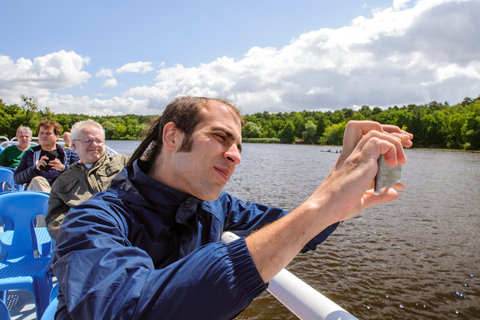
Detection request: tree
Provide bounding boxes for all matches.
[462,103,480,149]
[302,120,317,144]
[315,113,328,140]
[323,122,346,146]
[243,122,263,138]
[20,95,38,125]
[278,121,296,144]
[330,110,345,124]
[102,121,117,140]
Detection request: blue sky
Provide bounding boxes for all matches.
[1,0,478,116]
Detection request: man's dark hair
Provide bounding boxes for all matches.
[128,96,242,169]
[38,119,62,136]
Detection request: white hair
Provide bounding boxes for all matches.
[71,119,105,140]
[16,125,32,137]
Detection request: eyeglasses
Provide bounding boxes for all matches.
[74,139,105,146]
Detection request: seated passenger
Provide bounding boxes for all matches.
[62,131,73,150]
[46,119,129,240]
[14,120,79,193]
[0,125,32,169]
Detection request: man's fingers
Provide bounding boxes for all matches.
[392,182,405,191]
[351,129,406,166]
[342,121,383,152]
[363,188,399,208]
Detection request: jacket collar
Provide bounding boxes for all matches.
[111,160,202,223]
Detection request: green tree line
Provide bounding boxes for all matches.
[1,95,479,150]
[242,96,480,150]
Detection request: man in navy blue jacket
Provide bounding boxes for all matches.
[52,97,413,319]
[14,120,79,193]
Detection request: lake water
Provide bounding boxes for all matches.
[107,141,479,319]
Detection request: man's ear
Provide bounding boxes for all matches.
[72,141,77,150]
[162,122,179,151]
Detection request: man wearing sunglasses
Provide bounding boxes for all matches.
[46,119,130,240]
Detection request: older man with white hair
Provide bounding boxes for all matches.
[46,119,130,240]
[0,125,32,168]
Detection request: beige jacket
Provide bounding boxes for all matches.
[46,152,130,240]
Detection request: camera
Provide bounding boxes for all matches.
[374,154,402,195]
[40,151,58,171]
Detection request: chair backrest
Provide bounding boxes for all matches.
[0,168,15,192]
[0,298,11,320]
[41,297,58,320]
[0,191,50,259]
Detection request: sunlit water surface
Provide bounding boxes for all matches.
[108,141,479,319]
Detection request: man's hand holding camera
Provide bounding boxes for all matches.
[246,120,413,283]
[36,154,64,172]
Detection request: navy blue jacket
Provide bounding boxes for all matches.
[14,144,79,186]
[52,160,338,319]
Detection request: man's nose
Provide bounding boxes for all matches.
[224,144,241,165]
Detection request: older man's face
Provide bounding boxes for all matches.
[73,126,105,165]
[16,130,32,148]
[63,132,72,146]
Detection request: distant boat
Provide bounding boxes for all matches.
[320,149,341,153]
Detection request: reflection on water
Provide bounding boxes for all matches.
[108,141,479,319]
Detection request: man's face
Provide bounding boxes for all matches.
[168,101,243,201]
[38,126,58,148]
[63,132,72,145]
[72,126,105,165]
[16,130,31,148]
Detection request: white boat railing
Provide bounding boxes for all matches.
[221,232,358,320]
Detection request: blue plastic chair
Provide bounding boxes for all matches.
[40,283,59,320]
[0,227,54,259]
[41,297,58,320]
[0,167,25,191]
[0,298,11,320]
[0,168,15,193]
[0,168,16,230]
[49,283,59,303]
[0,192,53,319]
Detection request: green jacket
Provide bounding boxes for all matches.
[46,152,130,240]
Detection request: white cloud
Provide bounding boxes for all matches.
[393,0,411,10]
[40,94,151,116]
[96,68,114,78]
[116,61,154,74]
[0,50,91,104]
[103,78,118,88]
[122,0,478,114]
[1,0,479,116]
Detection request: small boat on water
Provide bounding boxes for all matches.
[320,148,341,153]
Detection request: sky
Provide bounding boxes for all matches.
[0,0,479,116]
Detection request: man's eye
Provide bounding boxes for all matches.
[215,134,226,141]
